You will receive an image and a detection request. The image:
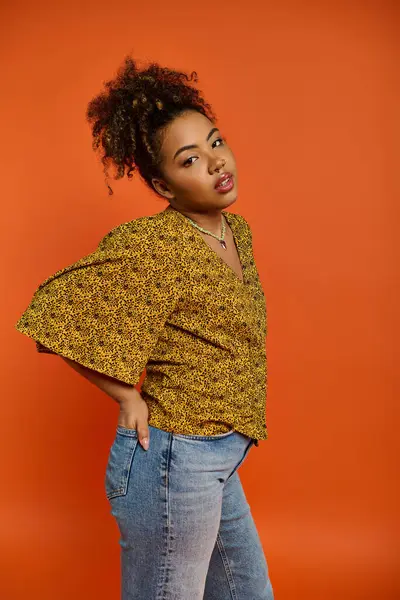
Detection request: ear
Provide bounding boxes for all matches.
[151,177,175,200]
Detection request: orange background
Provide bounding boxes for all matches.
[2,1,398,599]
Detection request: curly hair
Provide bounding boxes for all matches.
[85,55,216,196]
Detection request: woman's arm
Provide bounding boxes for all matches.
[60,356,150,449]
[60,356,135,403]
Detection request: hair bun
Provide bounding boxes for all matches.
[86,54,215,195]
[132,96,164,111]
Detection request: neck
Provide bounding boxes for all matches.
[167,204,224,234]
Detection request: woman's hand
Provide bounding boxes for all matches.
[118,394,150,450]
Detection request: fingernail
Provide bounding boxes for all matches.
[142,438,149,450]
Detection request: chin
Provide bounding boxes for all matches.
[220,193,238,210]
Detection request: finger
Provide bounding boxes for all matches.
[137,422,150,450]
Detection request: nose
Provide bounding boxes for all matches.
[208,155,226,175]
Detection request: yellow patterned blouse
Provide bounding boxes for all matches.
[15,206,268,444]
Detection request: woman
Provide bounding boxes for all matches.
[15,55,274,599]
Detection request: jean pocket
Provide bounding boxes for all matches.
[105,428,139,500]
[229,438,254,477]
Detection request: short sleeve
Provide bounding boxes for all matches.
[14,224,182,386]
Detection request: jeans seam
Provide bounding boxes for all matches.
[216,532,237,599]
[156,433,174,600]
[173,430,235,441]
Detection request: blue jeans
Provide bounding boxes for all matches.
[105,424,274,599]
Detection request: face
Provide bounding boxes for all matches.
[152,110,238,214]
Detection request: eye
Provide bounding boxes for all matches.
[212,137,225,148]
[182,137,226,167]
[183,156,197,167]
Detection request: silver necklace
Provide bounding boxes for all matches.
[185,213,228,250]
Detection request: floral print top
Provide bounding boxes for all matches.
[15,206,268,443]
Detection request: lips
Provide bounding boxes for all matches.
[215,172,233,189]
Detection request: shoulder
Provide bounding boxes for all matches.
[225,211,253,238]
[97,215,157,252]
[96,212,182,270]
[29,212,179,293]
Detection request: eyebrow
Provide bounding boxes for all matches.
[173,127,219,161]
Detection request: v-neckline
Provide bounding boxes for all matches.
[166,207,247,286]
